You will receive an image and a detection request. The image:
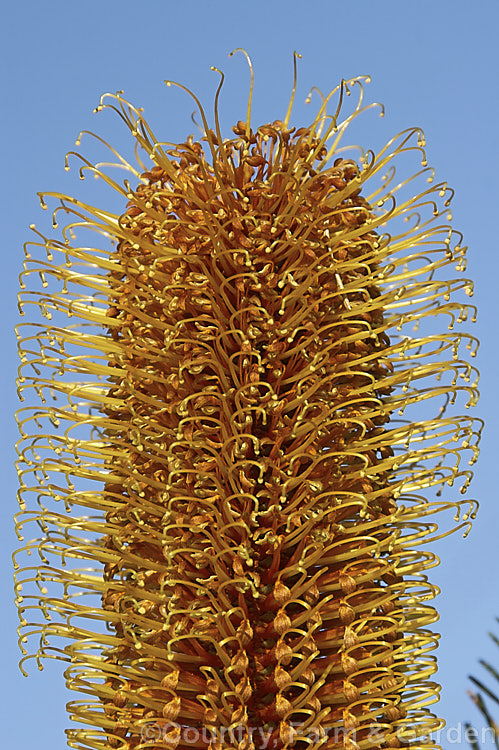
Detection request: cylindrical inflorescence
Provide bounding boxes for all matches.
[14,69,481,750]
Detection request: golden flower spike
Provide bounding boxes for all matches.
[15,52,482,750]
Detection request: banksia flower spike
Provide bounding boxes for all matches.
[15,53,481,750]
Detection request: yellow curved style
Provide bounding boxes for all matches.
[14,56,481,750]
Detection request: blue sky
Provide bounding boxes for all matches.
[1,1,498,747]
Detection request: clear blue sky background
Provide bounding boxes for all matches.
[1,1,498,748]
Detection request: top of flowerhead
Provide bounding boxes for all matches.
[61,49,446,260]
[161,49,384,183]
[28,50,474,360]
